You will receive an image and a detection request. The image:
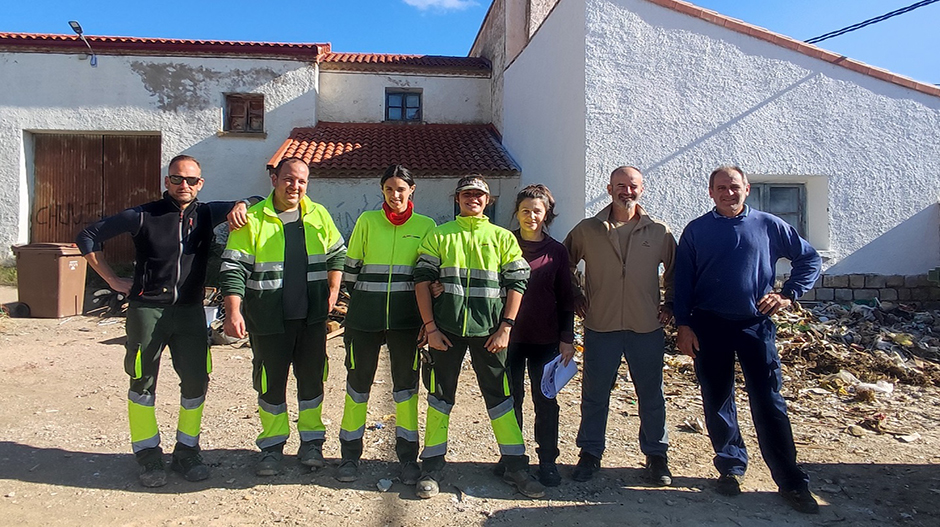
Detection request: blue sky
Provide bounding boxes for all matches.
[4,0,938,84]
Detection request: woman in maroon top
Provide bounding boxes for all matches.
[508,184,575,487]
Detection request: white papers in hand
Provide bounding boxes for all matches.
[540,354,578,399]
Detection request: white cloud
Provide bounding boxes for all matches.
[403,0,478,11]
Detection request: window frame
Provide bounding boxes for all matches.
[745,182,807,236]
[223,93,265,134]
[385,89,422,122]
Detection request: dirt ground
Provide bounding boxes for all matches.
[2,285,939,526]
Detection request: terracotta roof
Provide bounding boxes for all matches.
[646,0,940,98]
[318,52,490,76]
[267,122,519,178]
[0,32,329,59]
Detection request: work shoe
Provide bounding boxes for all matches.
[503,468,546,498]
[138,457,167,488]
[538,461,561,487]
[255,450,284,477]
[335,459,360,482]
[716,473,744,496]
[415,470,443,499]
[644,455,672,487]
[170,453,210,482]
[779,488,820,514]
[491,459,506,477]
[571,452,601,482]
[298,440,325,468]
[400,461,421,486]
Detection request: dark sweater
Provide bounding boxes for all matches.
[76,193,234,305]
[511,231,575,345]
[674,207,821,325]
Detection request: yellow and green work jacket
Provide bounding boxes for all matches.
[343,209,436,332]
[414,214,529,337]
[219,193,346,335]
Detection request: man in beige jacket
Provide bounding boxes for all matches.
[564,166,676,486]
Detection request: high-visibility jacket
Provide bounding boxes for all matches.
[343,209,436,332]
[414,215,529,337]
[219,193,346,335]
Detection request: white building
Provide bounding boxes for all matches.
[3,0,940,286]
[0,35,518,264]
[472,0,940,279]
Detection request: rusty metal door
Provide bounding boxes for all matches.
[32,134,162,264]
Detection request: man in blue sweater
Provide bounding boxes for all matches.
[674,165,821,514]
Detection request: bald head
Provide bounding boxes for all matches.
[608,166,644,211]
[611,165,642,183]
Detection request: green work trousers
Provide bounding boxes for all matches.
[124,302,210,464]
[249,320,328,451]
[339,327,421,463]
[420,330,528,472]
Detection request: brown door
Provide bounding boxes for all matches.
[32,134,161,264]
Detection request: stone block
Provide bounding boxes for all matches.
[905,275,930,288]
[800,289,815,301]
[879,288,898,301]
[815,288,834,301]
[854,289,878,300]
[823,275,849,288]
[898,288,912,301]
[911,287,930,301]
[885,275,905,287]
[835,289,853,302]
[865,275,886,288]
[849,274,866,288]
[930,288,940,301]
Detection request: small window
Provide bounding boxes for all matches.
[224,93,264,132]
[386,90,422,122]
[746,183,806,236]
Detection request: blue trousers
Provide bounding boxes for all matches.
[690,310,809,492]
[576,328,668,459]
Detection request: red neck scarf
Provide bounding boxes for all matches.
[383,200,414,226]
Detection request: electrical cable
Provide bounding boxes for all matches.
[805,0,940,44]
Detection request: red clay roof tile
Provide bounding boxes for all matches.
[0,32,329,59]
[267,122,519,178]
[318,52,490,76]
[645,0,940,98]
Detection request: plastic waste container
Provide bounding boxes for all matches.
[11,243,87,318]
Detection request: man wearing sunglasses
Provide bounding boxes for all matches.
[77,154,254,488]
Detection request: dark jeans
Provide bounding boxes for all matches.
[576,328,668,459]
[691,310,809,492]
[507,342,560,464]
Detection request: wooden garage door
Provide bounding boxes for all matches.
[32,134,162,264]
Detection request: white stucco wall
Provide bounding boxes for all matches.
[0,51,319,259]
[317,71,491,124]
[502,0,587,238]
[584,0,940,274]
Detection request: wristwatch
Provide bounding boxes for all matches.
[500,317,516,327]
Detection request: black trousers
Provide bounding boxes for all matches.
[507,342,560,464]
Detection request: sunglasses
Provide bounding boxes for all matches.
[168,175,203,186]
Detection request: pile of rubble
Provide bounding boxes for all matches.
[775,301,940,387]
[659,301,940,389]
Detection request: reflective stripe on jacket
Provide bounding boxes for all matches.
[343,209,436,331]
[219,192,346,335]
[413,215,529,338]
